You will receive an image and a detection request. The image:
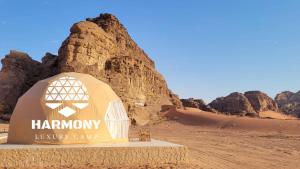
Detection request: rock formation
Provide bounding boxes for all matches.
[209,92,256,116]
[244,91,279,112]
[0,14,181,124]
[2,13,291,122]
[57,14,180,124]
[181,98,217,112]
[209,91,281,117]
[275,91,300,117]
[0,51,58,119]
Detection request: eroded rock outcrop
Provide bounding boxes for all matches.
[0,14,181,123]
[244,91,279,112]
[209,91,282,117]
[181,98,217,112]
[0,51,41,115]
[0,13,181,124]
[209,92,256,116]
[56,14,180,123]
[275,91,300,117]
[0,51,58,117]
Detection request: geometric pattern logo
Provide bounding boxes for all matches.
[45,76,89,117]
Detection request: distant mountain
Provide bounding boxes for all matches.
[182,91,283,118]
[275,91,300,118]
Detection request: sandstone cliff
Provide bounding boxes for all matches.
[209,91,281,117]
[0,14,181,124]
[209,92,256,116]
[244,91,279,112]
[181,98,217,113]
[57,14,180,124]
[0,51,58,118]
[275,91,300,117]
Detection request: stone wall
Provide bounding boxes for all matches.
[0,140,188,168]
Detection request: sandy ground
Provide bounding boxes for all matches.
[1,108,300,169]
[259,110,297,120]
[147,108,300,169]
[148,121,300,169]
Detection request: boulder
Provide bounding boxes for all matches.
[209,92,256,116]
[244,91,279,112]
[275,91,300,117]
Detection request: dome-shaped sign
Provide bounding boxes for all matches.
[7,72,130,144]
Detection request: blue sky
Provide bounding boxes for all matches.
[0,0,300,102]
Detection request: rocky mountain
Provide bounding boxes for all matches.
[0,13,181,124]
[244,91,279,112]
[181,91,300,119]
[0,13,297,122]
[208,91,280,117]
[0,51,58,119]
[181,98,217,113]
[209,92,256,116]
[275,91,300,117]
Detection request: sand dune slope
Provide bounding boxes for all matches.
[259,110,297,120]
[147,108,300,169]
[163,108,300,134]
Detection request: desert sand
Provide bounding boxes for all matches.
[259,110,297,120]
[1,108,300,169]
[148,108,300,169]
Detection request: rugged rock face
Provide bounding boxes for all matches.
[41,52,59,76]
[0,51,41,115]
[244,91,279,112]
[275,91,300,117]
[57,13,179,123]
[209,92,256,116]
[181,98,202,108]
[0,13,180,123]
[169,92,183,109]
[181,98,217,112]
[209,91,282,117]
[0,51,58,117]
